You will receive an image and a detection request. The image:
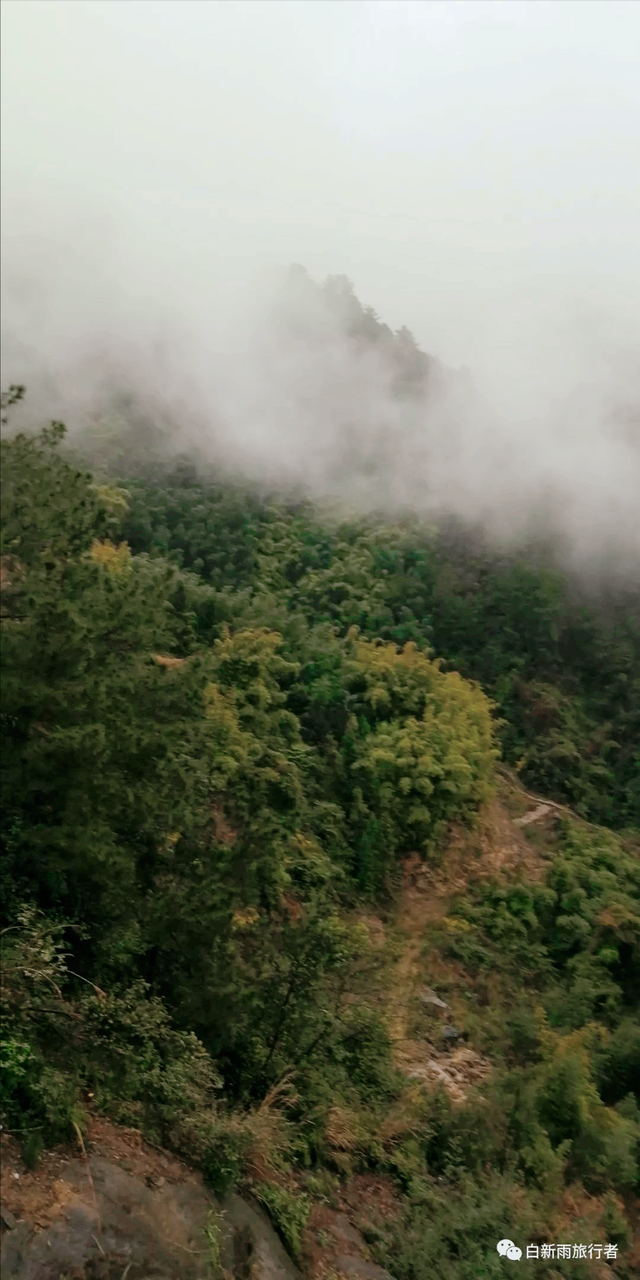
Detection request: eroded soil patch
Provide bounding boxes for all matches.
[385,790,549,1102]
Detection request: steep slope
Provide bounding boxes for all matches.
[386,787,550,1102]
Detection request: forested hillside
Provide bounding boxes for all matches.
[1,309,639,1280]
[117,460,640,832]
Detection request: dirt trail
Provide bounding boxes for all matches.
[387,883,443,1049]
[387,866,491,1105]
[385,791,549,1103]
[513,802,555,826]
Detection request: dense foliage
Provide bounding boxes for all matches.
[0,419,494,1108]
[113,462,640,831]
[1,379,639,1278]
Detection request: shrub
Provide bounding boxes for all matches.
[254,1182,311,1260]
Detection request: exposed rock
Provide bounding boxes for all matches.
[397,1041,491,1103]
[221,1193,303,1280]
[417,988,448,1010]
[1,1125,302,1280]
[442,1025,464,1044]
[1,1155,221,1279]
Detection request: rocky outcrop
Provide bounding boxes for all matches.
[0,1124,302,1280]
[222,1193,302,1280]
[1,1153,218,1279]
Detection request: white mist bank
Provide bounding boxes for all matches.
[2,1,639,573]
[2,234,638,573]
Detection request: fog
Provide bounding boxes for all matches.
[2,1,640,568]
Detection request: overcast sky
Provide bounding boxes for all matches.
[3,0,640,369]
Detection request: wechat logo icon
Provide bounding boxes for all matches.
[497,1239,522,1261]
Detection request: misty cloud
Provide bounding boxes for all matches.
[2,1,639,573]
